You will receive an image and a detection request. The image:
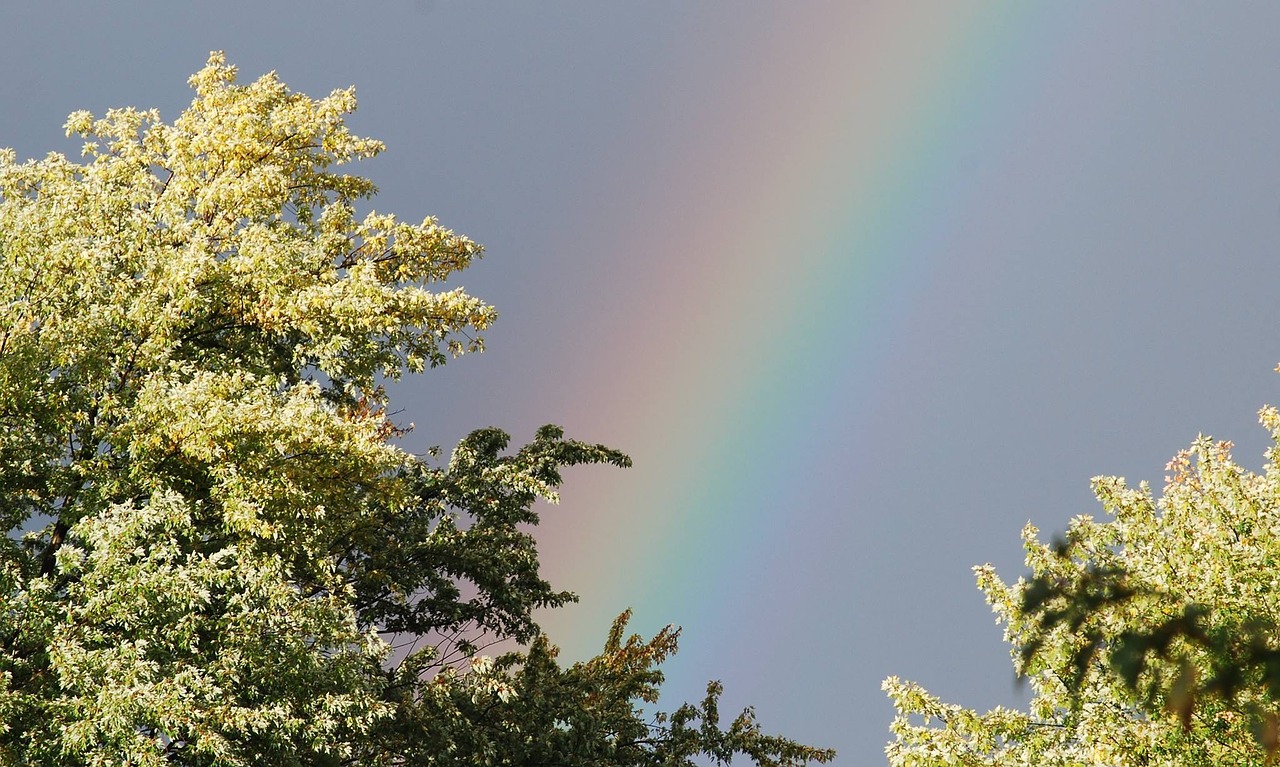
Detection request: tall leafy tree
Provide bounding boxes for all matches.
[0,54,833,766]
[884,413,1280,765]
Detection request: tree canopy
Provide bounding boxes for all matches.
[0,53,834,766]
[884,411,1280,765]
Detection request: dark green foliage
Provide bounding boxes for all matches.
[371,609,837,766]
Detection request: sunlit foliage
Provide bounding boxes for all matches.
[885,412,1280,765]
[0,54,833,766]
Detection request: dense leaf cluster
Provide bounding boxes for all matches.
[0,54,833,766]
[885,426,1280,765]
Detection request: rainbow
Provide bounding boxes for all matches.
[529,1,1059,694]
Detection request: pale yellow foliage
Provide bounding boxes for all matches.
[885,422,1280,766]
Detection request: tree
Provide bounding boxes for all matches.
[884,412,1280,765]
[0,53,835,766]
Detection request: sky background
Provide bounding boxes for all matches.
[5,4,1280,764]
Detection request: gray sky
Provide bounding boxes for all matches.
[4,4,1280,764]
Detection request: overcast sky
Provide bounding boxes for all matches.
[5,4,1280,764]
